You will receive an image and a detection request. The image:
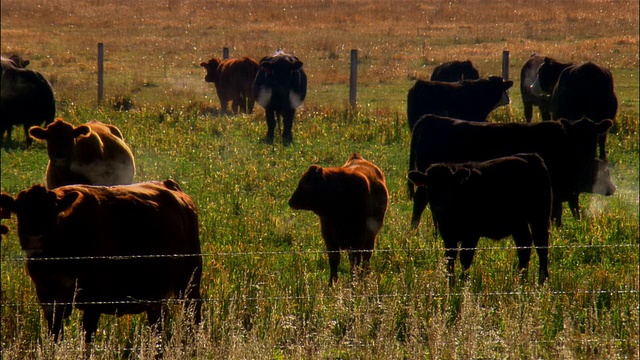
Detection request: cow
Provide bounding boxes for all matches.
[520,54,557,122]
[1,56,55,146]
[8,54,30,68]
[29,118,136,189]
[288,153,388,286]
[407,114,615,228]
[430,60,480,82]
[253,50,308,146]
[406,76,513,131]
[408,153,552,287]
[199,56,260,114]
[0,180,203,349]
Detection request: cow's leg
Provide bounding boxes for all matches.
[146,305,167,357]
[551,198,563,227]
[43,303,72,341]
[411,187,428,229]
[539,103,552,121]
[327,246,340,287]
[443,239,459,288]
[265,108,276,144]
[530,221,550,285]
[598,133,607,160]
[282,109,295,146]
[458,237,479,284]
[512,226,533,284]
[219,97,229,114]
[232,97,240,114]
[568,193,582,221]
[524,102,534,123]
[82,309,101,350]
[23,124,34,146]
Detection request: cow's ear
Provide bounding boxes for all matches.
[0,193,16,216]
[503,80,514,90]
[543,57,552,65]
[559,118,572,129]
[407,171,428,187]
[28,126,48,140]
[57,191,80,212]
[292,60,304,70]
[199,62,207,68]
[453,168,472,185]
[73,125,91,139]
[596,119,614,133]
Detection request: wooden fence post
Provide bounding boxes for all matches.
[223,47,229,60]
[502,50,509,80]
[97,43,104,105]
[350,49,358,110]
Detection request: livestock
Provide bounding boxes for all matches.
[29,118,136,189]
[520,54,555,122]
[288,153,388,286]
[0,180,203,347]
[406,76,513,131]
[1,57,55,146]
[253,50,308,146]
[430,60,480,82]
[199,56,260,114]
[409,154,552,286]
[8,54,30,68]
[407,115,614,228]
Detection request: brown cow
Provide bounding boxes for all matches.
[199,56,260,114]
[29,118,136,189]
[0,180,203,349]
[288,153,389,286]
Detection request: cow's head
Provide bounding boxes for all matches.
[1,186,80,256]
[579,158,616,196]
[199,58,222,83]
[9,54,30,68]
[29,119,91,167]
[409,165,474,208]
[530,57,572,97]
[289,165,324,212]
[488,76,514,108]
[260,55,304,97]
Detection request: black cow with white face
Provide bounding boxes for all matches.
[520,54,558,122]
[253,50,307,146]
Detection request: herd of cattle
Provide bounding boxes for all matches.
[0,51,619,346]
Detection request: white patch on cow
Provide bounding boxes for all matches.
[289,91,303,109]
[529,77,547,96]
[71,159,134,186]
[257,87,272,108]
[366,217,381,233]
[494,91,510,109]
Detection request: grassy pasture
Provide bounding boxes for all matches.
[1,0,638,358]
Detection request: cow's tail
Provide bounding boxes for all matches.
[407,122,419,200]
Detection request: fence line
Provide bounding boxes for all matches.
[1,243,637,263]
[1,289,637,309]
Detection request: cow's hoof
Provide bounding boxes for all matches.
[261,136,274,145]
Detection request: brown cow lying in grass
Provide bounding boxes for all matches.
[199,56,260,114]
[29,118,135,189]
[289,153,389,286]
[0,180,203,353]
[408,153,552,287]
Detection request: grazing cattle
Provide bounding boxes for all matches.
[0,180,203,347]
[1,57,55,146]
[430,60,480,82]
[199,56,260,114]
[520,54,556,122]
[253,50,308,146]
[29,119,136,189]
[406,76,513,131]
[408,115,615,228]
[408,153,552,286]
[289,153,388,286]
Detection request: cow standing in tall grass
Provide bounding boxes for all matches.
[199,56,260,114]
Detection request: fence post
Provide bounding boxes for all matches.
[97,43,104,105]
[349,49,358,110]
[223,47,229,60]
[502,50,509,80]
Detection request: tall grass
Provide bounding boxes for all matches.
[1,0,638,358]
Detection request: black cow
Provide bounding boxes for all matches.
[430,60,480,82]
[520,54,557,122]
[253,50,307,146]
[408,153,552,287]
[406,76,513,131]
[408,115,615,228]
[8,54,30,68]
[1,57,56,146]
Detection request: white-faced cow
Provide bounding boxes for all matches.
[289,153,388,286]
[1,56,55,146]
[520,54,561,122]
[253,50,307,146]
[409,153,552,287]
[29,118,136,189]
[430,60,480,82]
[406,76,513,131]
[0,180,202,348]
[199,56,260,114]
[408,114,615,228]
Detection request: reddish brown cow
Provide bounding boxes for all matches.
[29,118,136,189]
[0,180,202,349]
[289,153,389,286]
[199,56,260,114]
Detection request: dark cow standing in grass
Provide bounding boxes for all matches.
[289,153,388,286]
[29,119,136,189]
[406,76,513,131]
[520,54,560,122]
[253,50,307,146]
[8,54,30,68]
[430,60,480,82]
[1,57,55,146]
[0,180,202,349]
[199,56,260,114]
[409,153,552,287]
[408,115,615,228]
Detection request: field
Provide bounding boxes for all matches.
[1,0,638,358]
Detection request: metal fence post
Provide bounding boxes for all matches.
[97,43,104,105]
[350,49,358,110]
